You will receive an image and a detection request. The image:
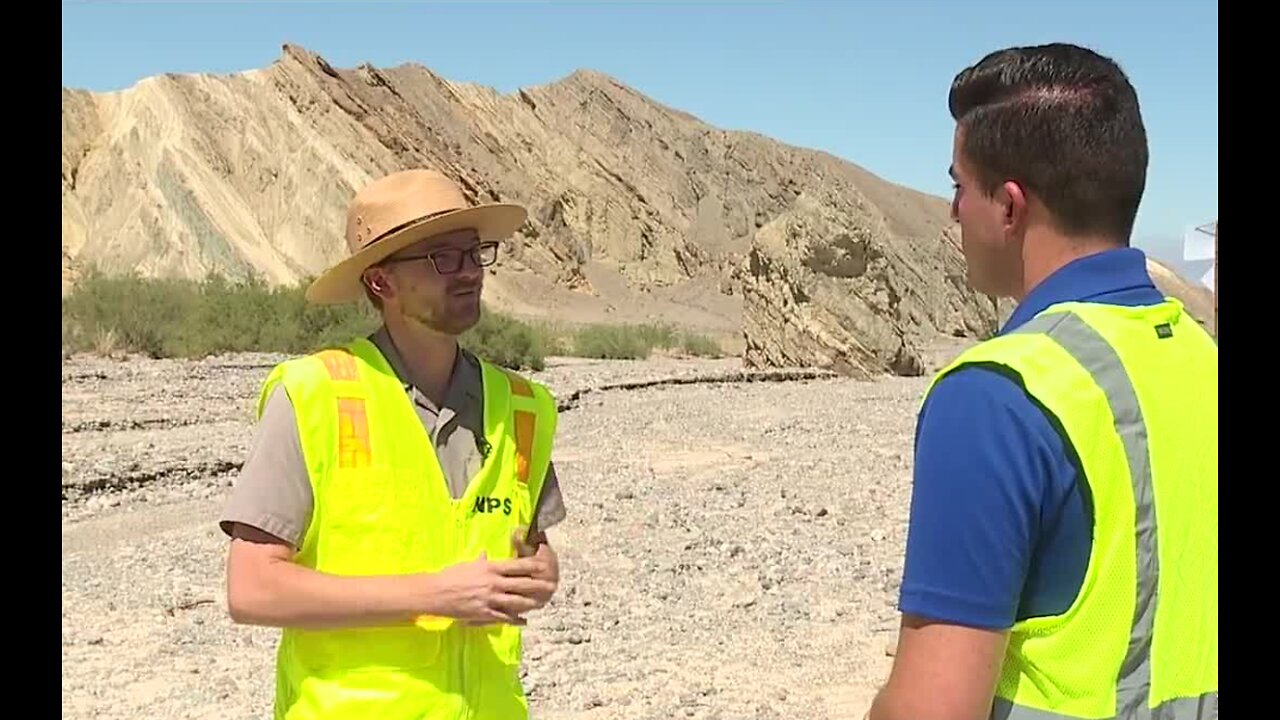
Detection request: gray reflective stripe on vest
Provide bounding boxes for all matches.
[992,694,1217,720]
[990,312,1217,720]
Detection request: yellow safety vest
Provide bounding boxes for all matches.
[924,298,1217,720]
[255,337,558,720]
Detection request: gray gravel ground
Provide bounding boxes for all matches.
[62,348,963,719]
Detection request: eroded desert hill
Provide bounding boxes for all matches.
[62,43,1212,373]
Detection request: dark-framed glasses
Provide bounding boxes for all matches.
[383,241,500,275]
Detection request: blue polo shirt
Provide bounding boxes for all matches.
[899,247,1167,629]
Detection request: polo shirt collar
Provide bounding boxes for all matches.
[1001,247,1157,334]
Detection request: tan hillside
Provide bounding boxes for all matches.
[1146,257,1215,336]
[61,44,1210,372]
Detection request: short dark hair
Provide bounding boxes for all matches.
[949,43,1149,243]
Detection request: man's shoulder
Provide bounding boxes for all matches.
[269,342,372,382]
[466,351,554,397]
[922,363,1035,418]
[933,329,1050,376]
[917,363,1063,462]
[254,343,367,410]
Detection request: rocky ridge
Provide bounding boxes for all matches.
[62,44,1213,375]
[62,43,1007,375]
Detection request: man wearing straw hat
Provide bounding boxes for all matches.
[220,168,566,720]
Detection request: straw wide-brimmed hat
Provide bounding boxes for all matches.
[305,169,528,304]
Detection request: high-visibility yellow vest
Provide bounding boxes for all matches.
[924,298,1217,720]
[255,337,558,720]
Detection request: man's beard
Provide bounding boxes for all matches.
[406,284,483,336]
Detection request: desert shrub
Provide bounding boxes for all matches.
[679,332,721,357]
[570,322,721,360]
[459,308,548,371]
[62,273,544,370]
[572,324,654,360]
[62,273,720,369]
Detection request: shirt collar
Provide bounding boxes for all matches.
[1002,246,1158,334]
[367,326,482,404]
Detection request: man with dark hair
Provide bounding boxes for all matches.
[865,43,1217,720]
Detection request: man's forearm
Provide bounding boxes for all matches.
[865,689,897,720]
[227,555,448,631]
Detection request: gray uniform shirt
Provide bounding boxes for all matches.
[219,328,566,548]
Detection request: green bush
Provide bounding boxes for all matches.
[61,274,721,369]
[459,308,547,371]
[680,332,722,357]
[61,271,383,359]
[572,324,654,360]
[569,322,721,360]
[62,273,546,369]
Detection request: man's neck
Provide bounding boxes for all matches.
[383,316,458,406]
[1017,227,1122,301]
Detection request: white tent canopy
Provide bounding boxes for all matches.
[1183,221,1216,292]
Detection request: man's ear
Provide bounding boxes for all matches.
[999,180,1029,233]
[363,267,389,299]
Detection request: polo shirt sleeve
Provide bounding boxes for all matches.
[531,461,567,536]
[218,386,314,549]
[899,365,1065,630]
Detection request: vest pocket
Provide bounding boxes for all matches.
[289,624,444,672]
[314,466,403,575]
[281,634,459,719]
[322,466,393,523]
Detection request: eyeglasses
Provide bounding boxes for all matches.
[381,241,500,275]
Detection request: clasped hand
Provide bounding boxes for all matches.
[434,529,559,627]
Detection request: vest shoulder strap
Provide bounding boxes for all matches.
[476,359,559,503]
[257,340,378,417]
[925,297,1204,405]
